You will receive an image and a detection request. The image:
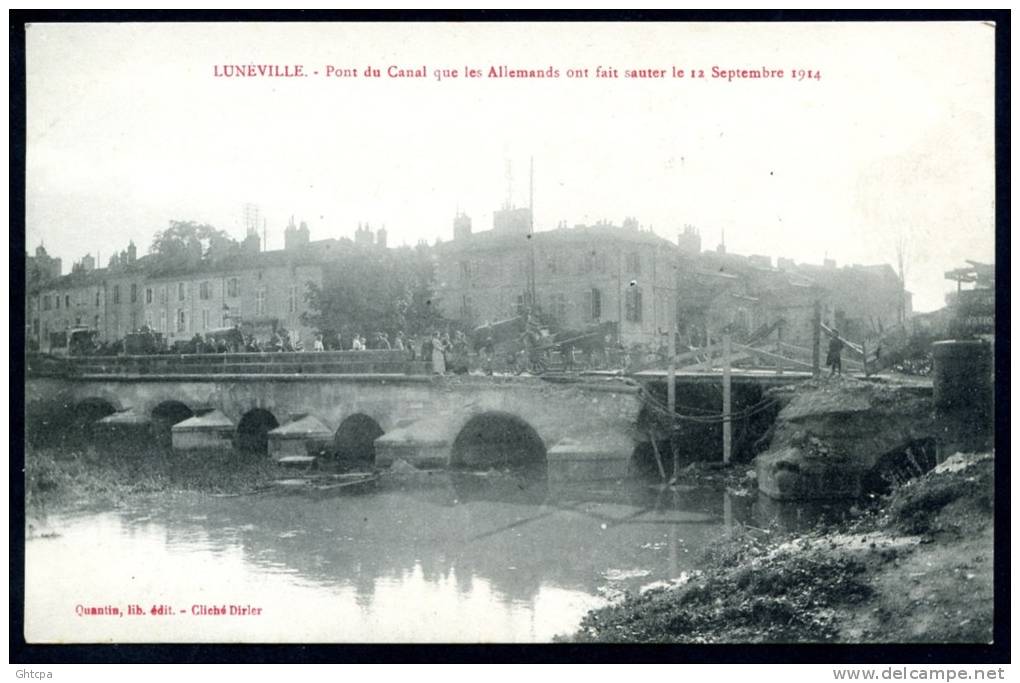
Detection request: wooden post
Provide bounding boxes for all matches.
[667,327,678,482]
[722,332,732,466]
[812,300,822,377]
[776,320,784,376]
[705,328,714,371]
[649,430,667,482]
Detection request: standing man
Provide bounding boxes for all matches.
[827,329,845,377]
[481,327,495,376]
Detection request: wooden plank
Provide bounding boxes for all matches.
[819,322,865,357]
[732,343,814,370]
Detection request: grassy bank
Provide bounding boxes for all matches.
[25,443,280,515]
[567,451,994,644]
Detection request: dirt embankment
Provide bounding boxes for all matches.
[24,445,280,517]
[756,376,937,500]
[568,451,994,643]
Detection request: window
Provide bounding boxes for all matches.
[130,283,138,303]
[200,281,211,300]
[201,309,209,330]
[461,294,473,319]
[96,290,101,306]
[75,316,81,326]
[178,283,186,301]
[55,295,61,310]
[43,296,51,311]
[64,294,70,308]
[159,286,167,304]
[626,252,642,275]
[159,310,166,333]
[130,311,138,331]
[94,315,101,329]
[176,309,187,333]
[625,287,643,323]
[227,278,240,298]
[113,285,120,304]
[546,254,558,274]
[584,287,603,321]
[288,284,299,313]
[145,312,152,329]
[255,288,266,315]
[459,261,472,282]
[145,288,153,304]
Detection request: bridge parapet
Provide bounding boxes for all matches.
[27,350,429,377]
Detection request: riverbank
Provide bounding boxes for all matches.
[566,451,994,643]
[24,444,281,516]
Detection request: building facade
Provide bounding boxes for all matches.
[436,209,912,352]
[24,222,388,353]
[27,208,912,357]
[435,210,681,346]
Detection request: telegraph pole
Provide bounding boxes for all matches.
[668,315,678,483]
[528,157,537,307]
[812,299,822,377]
[722,331,732,465]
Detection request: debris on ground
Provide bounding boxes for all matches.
[567,451,993,643]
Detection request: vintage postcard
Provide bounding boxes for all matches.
[20,18,999,650]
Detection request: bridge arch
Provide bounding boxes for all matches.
[151,401,195,447]
[451,411,546,471]
[70,398,118,441]
[334,414,385,463]
[236,408,280,455]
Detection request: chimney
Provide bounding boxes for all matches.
[677,224,701,255]
[453,212,472,240]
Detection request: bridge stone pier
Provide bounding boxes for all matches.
[25,373,645,480]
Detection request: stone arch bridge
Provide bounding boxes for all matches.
[25,372,645,480]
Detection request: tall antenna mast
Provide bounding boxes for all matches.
[528,156,537,307]
[505,159,513,210]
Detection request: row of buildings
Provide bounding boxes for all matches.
[25,207,912,354]
[434,207,911,350]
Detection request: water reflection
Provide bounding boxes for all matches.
[26,473,853,643]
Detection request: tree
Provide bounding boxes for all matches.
[303,244,446,343]
[149,220,240,273]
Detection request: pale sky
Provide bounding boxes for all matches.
[25,21,996,311]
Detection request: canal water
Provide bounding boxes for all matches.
[25,473,845,643]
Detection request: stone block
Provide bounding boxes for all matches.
[267,414,333,462]
[171,410,235,452]
[546,435,634,481]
